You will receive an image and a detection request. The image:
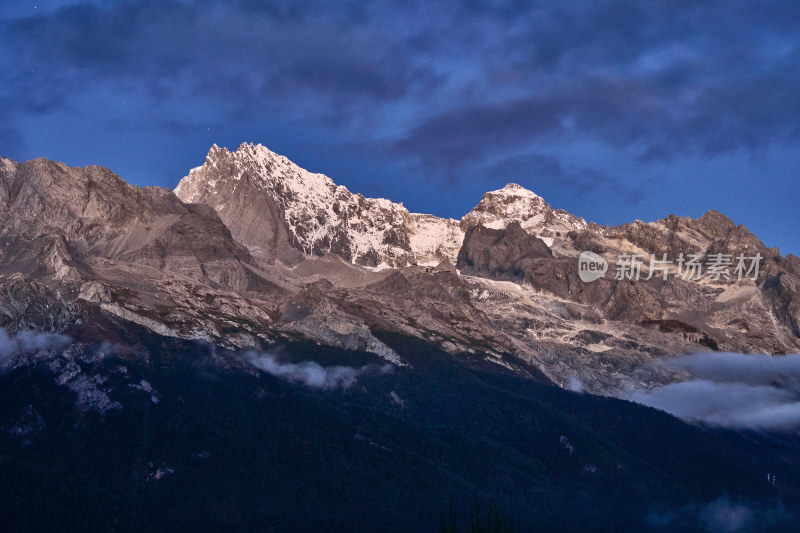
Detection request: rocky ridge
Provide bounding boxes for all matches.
[175,143,463,267]
[174,144,591,267]
[0,148,798,395]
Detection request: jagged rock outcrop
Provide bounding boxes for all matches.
[1,148,799,395]
[460,183,586,246]
[173,148,591,268]
[172,145,298,265]
[281,283,403,365]
[0,275,78,333]
[605,280,663,322]
[175,143,462,267]
[456,222,552,281]
[456,202,800,364]
[0,157,263,292]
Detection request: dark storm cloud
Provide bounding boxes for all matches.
[395,61,800,176]
[0,0,425,128]
[391,0,800,178]
[1,0,799,237]
[6,1,795,131]
[470,150,646,203]
[628,353,800,431]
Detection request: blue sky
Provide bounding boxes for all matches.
[1,0,798,255]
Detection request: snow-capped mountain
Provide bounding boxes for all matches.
[460,183,587,247]
[1,148,799,393]
[168,143,800,388]
[175,144,594,267]
[175,143,462,267]
[4,150,800,533]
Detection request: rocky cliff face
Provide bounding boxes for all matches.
[0,149,799,395]
[0,156,261,292]
[175,143,462,267]
[456,222,552,281]
[169,145,800,389]
[455,212,800,373]
[460,183,586,246]
[175,149,588,267]
[0,156,295,353]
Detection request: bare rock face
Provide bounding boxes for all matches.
[765,269,800,337]
[1,149,800,397]
[0,275,77,333]
[457,222,552,281]
[173,145,298,265]
[280,283,403,365]
[460,183,586,246]
[523,257,616,306]
[456,201,800,372]
[0,157,260,292]
[175,143,462,267]
[174,148,588,268]
[605,280,662,322]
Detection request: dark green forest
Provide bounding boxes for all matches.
[0,329,797,532]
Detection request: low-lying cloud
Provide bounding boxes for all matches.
[568,375,586,393]
[0,327,71,367]
[628,352,800,431]
[646,496,792,532]
[245,351,391,390]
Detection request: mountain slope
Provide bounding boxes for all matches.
[460,182,587,246]
[1,149,800,530]
[172,144,800,391]
[1,325,796,532]
[174,146,591,267]
[0,148,798,393]
[175,143,462,267]
[0,156,261,292]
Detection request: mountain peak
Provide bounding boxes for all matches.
[462,180,585,238]
[207,143,226,155]
[493,183,541,199]
[176,143,463,266]
[235,142,268,155]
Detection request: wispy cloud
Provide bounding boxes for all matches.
[1,1,799,252]
[4,1,799,164]
[0,328,71,367]
[628,352,800,431]
[245,350,391,389]
[646,496,792,533]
